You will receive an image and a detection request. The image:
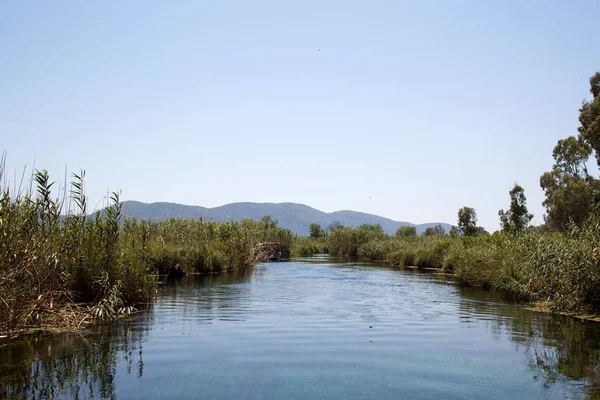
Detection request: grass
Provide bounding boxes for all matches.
[0,166,153,333]
[290,236,328,256]
[317,221,600,316]
[0,163,291,335]
[3,157,599,333]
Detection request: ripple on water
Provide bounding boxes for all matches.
[1,257,598,400]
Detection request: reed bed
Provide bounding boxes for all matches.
[0,161,291,334]
[314,222,600,314]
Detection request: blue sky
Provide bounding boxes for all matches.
[1,1,599,231]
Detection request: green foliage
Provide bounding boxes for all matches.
[290,236,329,256]
[445,217,600,313]
[457,207,478,236]
[320,211,600,315]
[0,167,156,332]
[474,226,489,236]
[0,165,290,334]
[499,184,533,234]
[326,225,452,269]
[139,217,290,274]
[578,71,600,166]
[309,223,325,238]
[328,220,343,232]
[541,71,600,231]
[544,179,600,232]
[423,224,446,236]
[395,225,416,237]
[328,224,385,257]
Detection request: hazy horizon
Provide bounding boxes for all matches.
[2,1,600,232]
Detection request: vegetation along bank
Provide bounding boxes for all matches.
[298,71,600,318]
[1,71,599,335]
[0,166,292,336]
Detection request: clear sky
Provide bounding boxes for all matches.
[2,1,599,231]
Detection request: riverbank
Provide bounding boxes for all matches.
[3,168,599,336]
[0,169,293,336]
[527,301,600,323]
[394,265,600,322]
[3,257,599,400]
[316,220,600,319]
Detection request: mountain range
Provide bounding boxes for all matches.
[119,201,452,236]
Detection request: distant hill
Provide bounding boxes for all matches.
[119,201,452,236]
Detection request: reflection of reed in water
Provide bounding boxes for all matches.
[523,318,600,398]
[0,314,150,399]
[155,267,258,324]
[457,286,600,398]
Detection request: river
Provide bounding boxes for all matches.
[1,255,599,399]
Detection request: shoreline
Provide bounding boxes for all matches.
[0,264,260,341]
[3,259,600,342]
[396,263,600,323]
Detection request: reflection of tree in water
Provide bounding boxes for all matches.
[524,317,600,397]
[0,315,149,400]
[457,286,600,398]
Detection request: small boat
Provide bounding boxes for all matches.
[267,248,282,262]
[258,242,282,262]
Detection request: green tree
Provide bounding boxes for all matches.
[540,72,600,230]
[457,207,478,236]
[578,72,600,166]
[498,184,533,234]
[309,223,324,238]
[260,215,278,228]
[328,220,343,232]
[327,225,384,257]
[552,136,592,178]
[358,224,385,236]
[258,216,279,241]
[423,224,446,236]
[449,226,459,238]
[540,172,598,230]
[395,226,416,237]
[474,226,489,236]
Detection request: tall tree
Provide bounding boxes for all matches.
[578,72,600,166]
[498,184,533,234]
[449,226,459,238]
[457,207,478,236]
[540,71,600,230]
[433,224,446,236]
[309,223,323,238]
[328,220,344,232]
[423,227,436,236]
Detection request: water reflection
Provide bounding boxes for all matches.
[456,286,600,397]
[0,316,149,399]
[1,260,599,399]
[157,267,255,323]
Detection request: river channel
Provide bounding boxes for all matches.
[1,255,599,399]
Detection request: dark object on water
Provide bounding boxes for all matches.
[258,242,282,262]
[268,250,282,262]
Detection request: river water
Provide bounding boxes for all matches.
[2,256,600,399]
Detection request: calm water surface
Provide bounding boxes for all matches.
[2,256,600,399]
